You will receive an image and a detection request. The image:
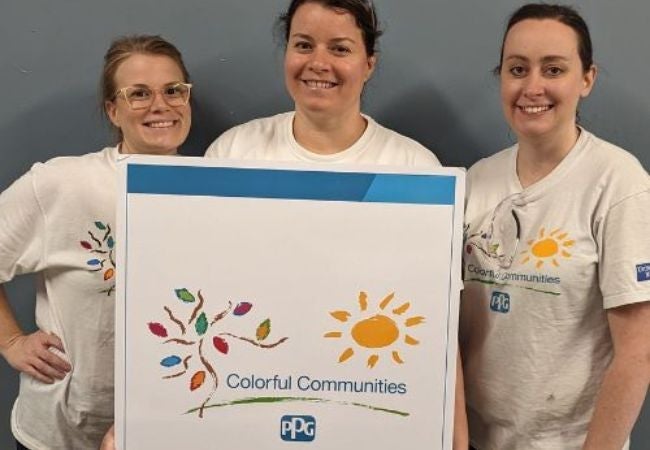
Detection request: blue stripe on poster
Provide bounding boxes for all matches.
[127,164,456,205]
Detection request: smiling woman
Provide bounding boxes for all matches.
[0,35,192,450]
[460,4,650,450]
[205,0,440,166]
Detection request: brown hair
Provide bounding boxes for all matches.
[101,35,190,121]
[278,0,383,56]
[496,3,593,74]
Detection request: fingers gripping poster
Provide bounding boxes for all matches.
[115,157,464,450]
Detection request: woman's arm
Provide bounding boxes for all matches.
[454,350,469,450]
[0,285,71,383]
[582,301,650,450]
[100,424,116,450]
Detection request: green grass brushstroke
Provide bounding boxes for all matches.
[184,396,409,417]
[467,278,561,296]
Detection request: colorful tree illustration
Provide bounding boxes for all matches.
[80,221,115,295]
[148,288,289,418]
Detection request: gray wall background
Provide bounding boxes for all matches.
[1,0,648,448]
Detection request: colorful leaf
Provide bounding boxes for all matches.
[87,259,101,266]
[95,221,107,230]
[104,268,114,280]
[148,322,168,338]
[107,236,115,249]
[175,288,195,303]
[256,319,271,341]
[80,241,92,250]
[190,371,206,391]
[160,355,182,367]
[195,312,208,336]
[233,302,253,316]
[213,336,229,354]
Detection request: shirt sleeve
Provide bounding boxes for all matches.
[599,189,650,308]
[204,128,236,159]
[0,169,46,283]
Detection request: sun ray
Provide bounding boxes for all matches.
[563,240,575,247]
[562,250,571,257]
[393,302,411,315]
[405,335,420,345]
[527,239,535,246]
[358,291,368,312]
[536,260,544,269]
[339,348,354,363]
[550,228,561,236]
[328,292,424,368]
[539,228,545,238]
[330,311,351,322]
[552,259,559,267]
[379,292,395,310]
[521,256,531,264]
[324,331,342,338]
[405,316,425,327]
[557,233,568,240]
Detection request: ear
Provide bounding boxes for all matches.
[365,55,377,82]
[580,64,597,98]
[105,100,121,128]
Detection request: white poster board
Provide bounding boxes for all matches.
[115,157,464,450]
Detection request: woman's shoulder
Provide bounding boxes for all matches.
[467,145,515,178]
[580,130,649,193]
[367,116,441,166]
[27,147,117,189]
[206,112,292,158]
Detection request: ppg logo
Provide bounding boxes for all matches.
[490,291,511,313]
[280,415,316,442]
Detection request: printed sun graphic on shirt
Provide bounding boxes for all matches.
[147,288,288,418]
[79,221,115,295]
[520,227,574,269]
[325,291,424,369]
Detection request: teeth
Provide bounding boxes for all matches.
[521,105,551,114]
[146,121,175,128]
[304,80,336,89]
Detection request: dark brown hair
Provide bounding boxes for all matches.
[278,0,383,56]
[496,3,593,74]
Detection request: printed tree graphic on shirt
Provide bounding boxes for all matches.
[80,221,115,295]
[148,288,288,418]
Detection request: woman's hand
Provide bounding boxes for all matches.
[1,330,71,383]
[99,424,115,450]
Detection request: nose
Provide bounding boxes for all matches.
[149,89,171,111]
[523,70,545,97]
[307,47,331,73]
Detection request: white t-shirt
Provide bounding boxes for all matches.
[0,147,119,450]
[460,129,650,450]
[205,111,441,167]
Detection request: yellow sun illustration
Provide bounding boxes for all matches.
[325,291,424,369]
[521,227,574,268]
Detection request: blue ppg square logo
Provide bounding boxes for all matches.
[637,263,650,282]
[490,291,511,313]
[281,415,316,442]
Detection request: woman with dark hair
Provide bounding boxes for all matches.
[205,0,440,166]
[0,35,192,450]
[461,4,649,449]
[206,1,469,448]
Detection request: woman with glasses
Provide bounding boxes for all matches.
[0,35,192,450]
[460,4,649,450]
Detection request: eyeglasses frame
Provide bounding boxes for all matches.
[113,82,193,110]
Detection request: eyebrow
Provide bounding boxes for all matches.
[289,33,356,44]
[504,55,571,63]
